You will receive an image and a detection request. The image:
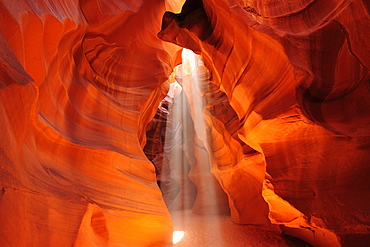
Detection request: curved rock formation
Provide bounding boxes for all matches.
[0,0,179,246]
[0,0,369,246]
[159,0,370,246]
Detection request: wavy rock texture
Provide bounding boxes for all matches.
[159,0,370,246]
[0,0,183,246]
[0,0,369,247]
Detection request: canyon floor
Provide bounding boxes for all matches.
[169,210,311,247]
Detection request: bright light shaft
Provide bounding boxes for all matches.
[172,231,185,244]
[181,49,206,141]
[165,48,225,246]
[179,48,223,246]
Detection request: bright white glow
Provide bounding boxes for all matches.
[168,81,182,99]
[172,231,185,244]
[168,49,223,246]
[181,48,198,75]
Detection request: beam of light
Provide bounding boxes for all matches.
[180,49,206,142]
[172,231,185,244]
[165,48,223,246]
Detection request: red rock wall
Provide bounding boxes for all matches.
[159,0,370,246]
[0,0,369,246]
[0,0,179,246]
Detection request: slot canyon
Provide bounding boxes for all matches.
[0,0,369,246]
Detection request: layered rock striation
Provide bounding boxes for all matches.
[159,0,370,246]
[0,0,369,246]
[0,0,180,246]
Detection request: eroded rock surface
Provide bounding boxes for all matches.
[0,0,369,246]
[159,0,370,246]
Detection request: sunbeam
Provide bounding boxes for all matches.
[166,48,224,246]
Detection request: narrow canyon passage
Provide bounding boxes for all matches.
[0,0,369,246]
[144,48,231,218]
[144,49,315,246]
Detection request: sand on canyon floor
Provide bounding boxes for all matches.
[169,210,311,247]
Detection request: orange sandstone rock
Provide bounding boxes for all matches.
[0,0,369,246]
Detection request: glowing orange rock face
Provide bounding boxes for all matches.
[159,0,370,246]
[0,0,176,246]
[0,0,369,246]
